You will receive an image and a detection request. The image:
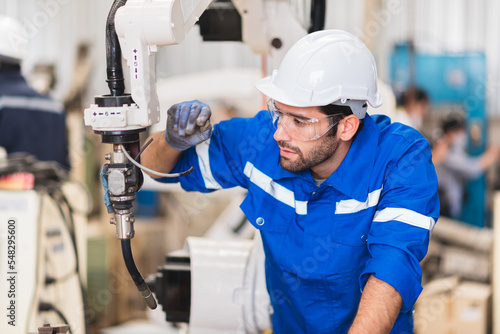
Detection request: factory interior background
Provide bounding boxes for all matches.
[1,0,500,333]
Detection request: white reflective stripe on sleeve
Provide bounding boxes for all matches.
[244,162,307,215]
[335,188,382,214]
[0,96,64,114]
[373,208,436,231]
[195,140,222,190]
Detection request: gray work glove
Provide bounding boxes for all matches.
[165,100,212,151]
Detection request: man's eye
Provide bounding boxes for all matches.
[293,118,308,127]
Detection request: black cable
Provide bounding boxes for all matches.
[135,137,154,161]
[308,0,326,33]
[106,0,128,96]
[39,302,74,334]
[121,239,157,309]
[45,271,77,286]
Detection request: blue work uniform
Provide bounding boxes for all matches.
[0,65,69,170]
[158,111,440,333]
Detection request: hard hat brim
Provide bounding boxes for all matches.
[256,75,383,109]
[255,75,308,107]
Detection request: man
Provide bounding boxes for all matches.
[0,15,69,170]
[142,30,439,333]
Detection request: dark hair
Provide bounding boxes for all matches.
[404,86,429,106]
[441,114,465,134]
[319,103,353,117]
[319,103,364,137]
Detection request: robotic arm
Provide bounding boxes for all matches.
[84,0,214,132]
[84,0,314,312]
[85,0,309,132]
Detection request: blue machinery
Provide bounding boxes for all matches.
[390,43,488,227]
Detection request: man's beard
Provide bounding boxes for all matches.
[277,134,340,173]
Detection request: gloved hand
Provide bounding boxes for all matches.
[165,100,212,151]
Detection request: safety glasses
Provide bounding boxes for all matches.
[267,99,340,141]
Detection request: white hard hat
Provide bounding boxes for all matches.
[0,15,27,62]
[256,29,382,119]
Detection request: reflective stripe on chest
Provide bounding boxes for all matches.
[244,162,307,215]
[244,161,386,217]
[335,188,382,214]
[243,161,434,230]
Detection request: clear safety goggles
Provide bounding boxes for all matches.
[267,99,340,141]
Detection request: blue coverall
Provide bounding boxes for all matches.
[0,64,69,170]
[159,111,440,333]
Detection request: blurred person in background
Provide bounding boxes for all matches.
[393,86,429,132]
[0,15,69,170]
[434,114,499,218]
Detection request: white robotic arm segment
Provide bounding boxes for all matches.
[233,0,307,68]
[85,0,214,132]
[83,103,145,131]
[232,0,267,54]
[115,0,215,114]
[263,0,308,68]
[117,0,214,47]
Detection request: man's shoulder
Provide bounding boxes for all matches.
[365,114,432,174]
[365,115,435,188]
[370,114,428,147]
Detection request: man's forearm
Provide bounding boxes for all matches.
[348,275,402,334]
[141,131,184,178]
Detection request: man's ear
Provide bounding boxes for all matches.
[338,115,360,141]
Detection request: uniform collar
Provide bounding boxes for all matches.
[325,115,379,202]
[272,115,380,202]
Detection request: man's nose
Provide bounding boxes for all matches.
[273,122,291,142]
